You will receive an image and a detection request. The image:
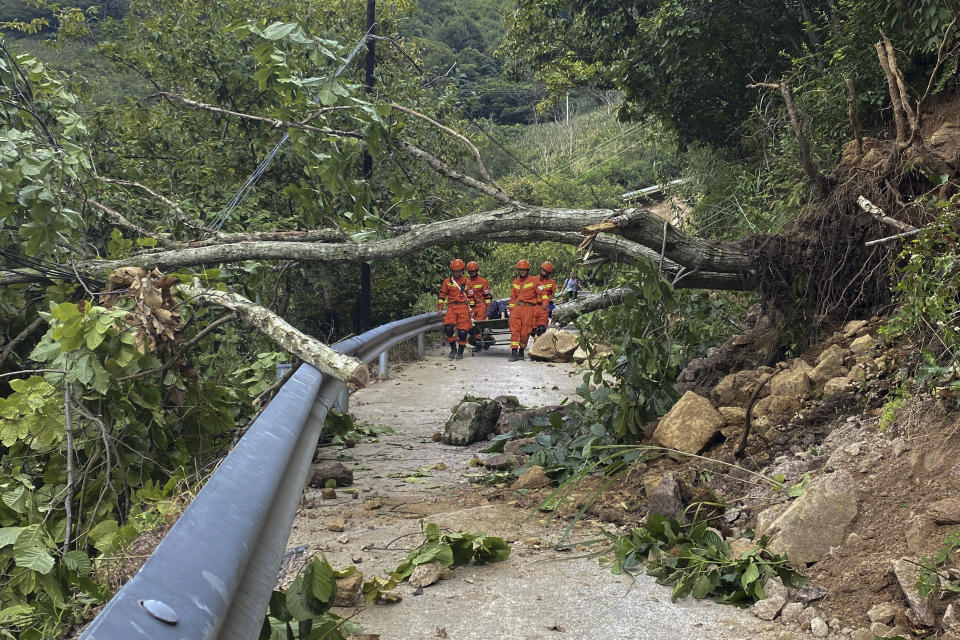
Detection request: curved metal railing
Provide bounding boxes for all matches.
[79,312,443,640]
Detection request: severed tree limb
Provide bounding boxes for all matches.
[392,140,519,206]
[159,92,517,207]
[390,102,506,195]
[0,207,756,287]
[179,279,369,387]
[487,230,758,292]
[857,196,917,233]
[747,82,831,197]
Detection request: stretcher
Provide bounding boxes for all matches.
[468,317,510,350]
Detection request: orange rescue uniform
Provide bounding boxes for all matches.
[508,275,540,350]
[533,275,557,329]
[438,275,474,345]
[466,274,492,341]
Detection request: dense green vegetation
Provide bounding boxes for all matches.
[1,0,959,636]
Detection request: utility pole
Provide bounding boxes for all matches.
[358,0,375,332]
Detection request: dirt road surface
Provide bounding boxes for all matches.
[288,343,775,640]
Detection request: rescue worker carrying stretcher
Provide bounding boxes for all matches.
[465,261,493,353]
[438,258,474,360]
[507,259,540,362]
[532,261,557,340]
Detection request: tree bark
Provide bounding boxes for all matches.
[179,280,369,387]
[0,206,755,287]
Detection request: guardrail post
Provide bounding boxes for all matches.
[378,351,388,380]
[417,332,425,357]
[335,387,349,413]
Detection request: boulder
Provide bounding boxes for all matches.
[769,364,812,400]
[334,570,364,606]
[443,397,503,445]
[867,602,898,625]
[309,462,354,487]
[753,595,786,620]
[646,473,686,522]
[809,349,846,386]
[483,453,522,470]
[849,334,875,355]
[572,344,613,364]
[529,328,579,362]
[409,560,443,588]
[653,391,724,454]
[718,406,747,426]
[842,320,868,337]
[711,370,763,406]
[891,557,940,627]
[753,394,801,419]
[927,497,960,524]
[503,436,537,455]
[823,376,853,396]
[767,470,860,565]
[513,466,550,490]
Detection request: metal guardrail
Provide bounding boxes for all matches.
[79,312,443,640]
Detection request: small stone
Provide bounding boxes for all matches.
[869,622,891,637]
[850,628,874,640]
[780,602,805,624]
[753,595,786,620]
[327,517,346,532]
[321,488,337,499]
[337,534,349,544]
[867,602,898,624]
[363,497,382,510]
[432,432,443,441]
[441,569,455,580]
[809,617,829,638]
[334,571,364,606]
[409,560,443,588]
[523,537,542,546]
[351,555,363,564]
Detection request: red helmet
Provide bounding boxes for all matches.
[541,261,554,273]
[466,261,479,272]
[450,258,465,270]
[516,259,531,270]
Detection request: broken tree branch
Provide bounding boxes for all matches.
[856,196,917,233]
[179,280,369,387]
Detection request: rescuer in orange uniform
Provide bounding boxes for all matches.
[532,261,557,339]
[438,258,474,360]
[508,259,539,362]
[465,260,492,353]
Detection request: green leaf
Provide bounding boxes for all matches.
[262,22,298,40]
[0,604,34,624]
[63,549,91,575]
[309,556,337,605]
[0,526,25,548]
[13,525,54,574]
[786,475,809,498]
[740,562,760,591]
[691,574,713,599]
